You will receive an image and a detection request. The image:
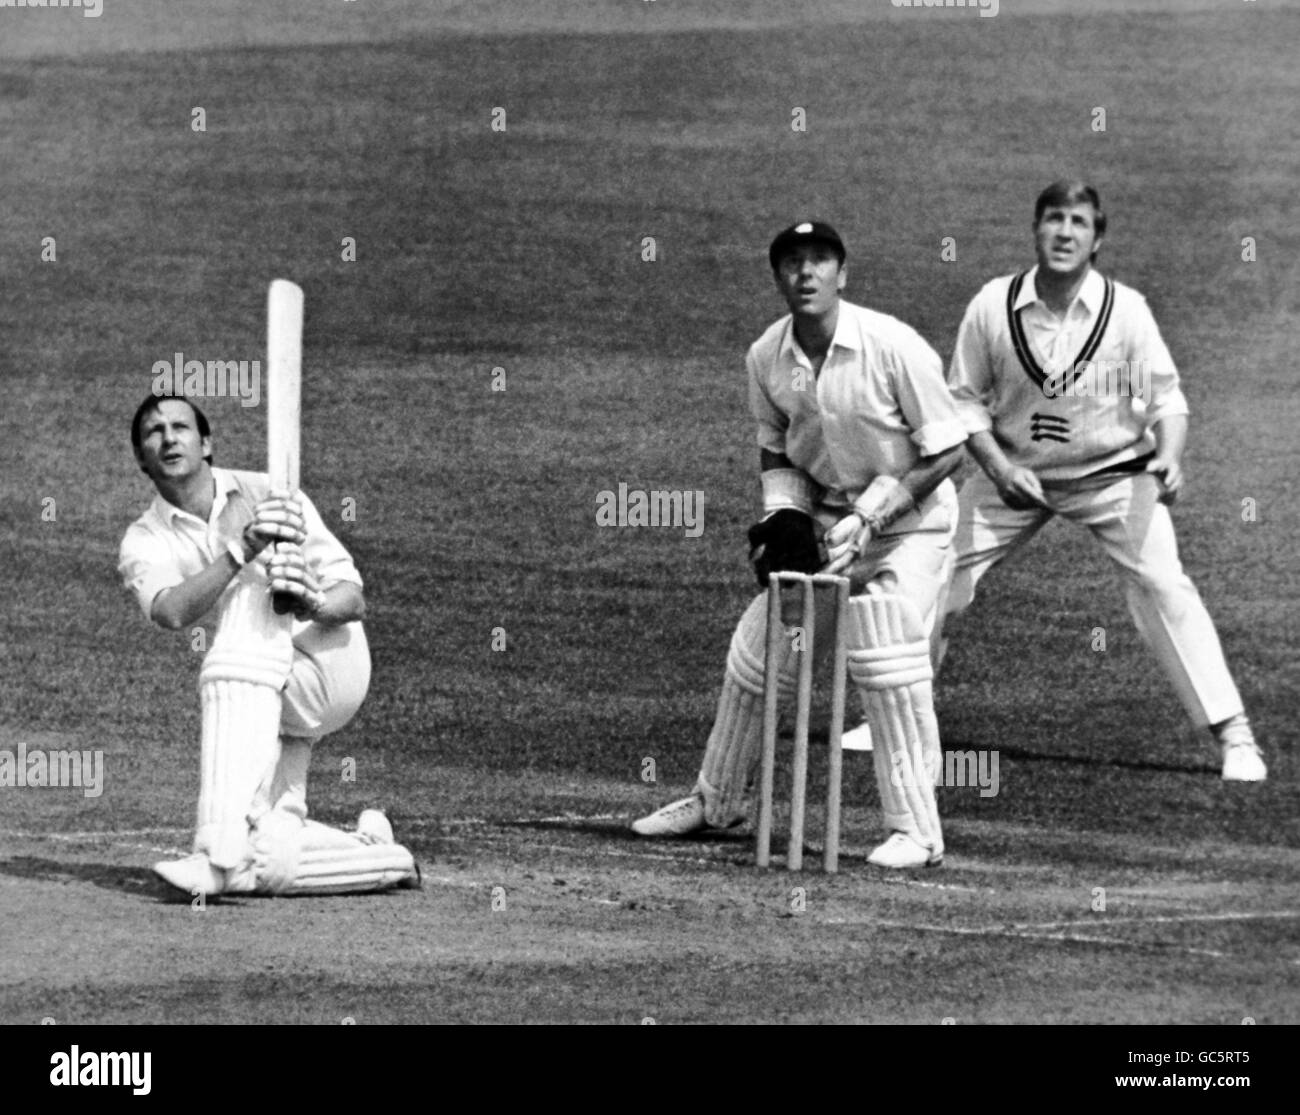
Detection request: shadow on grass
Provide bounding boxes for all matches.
[0,855,237,905]
[943,742,1215,777]
[499,816,754,846]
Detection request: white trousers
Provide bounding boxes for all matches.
[946,470,1243,728]
[255,621,371,818]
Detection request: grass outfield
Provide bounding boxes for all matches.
[1,1,1297,1025]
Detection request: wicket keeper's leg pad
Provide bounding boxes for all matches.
[748,509,826,588]
[251,810,416,895]
[697,590,837,828]
[847,592,943,857]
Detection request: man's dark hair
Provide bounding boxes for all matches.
[1034,179,1107,240]
[130,393,213,466]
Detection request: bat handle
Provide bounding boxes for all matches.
[270,540,295,615]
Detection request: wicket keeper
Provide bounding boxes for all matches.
[118,393,421,896]
[633,221,968,868]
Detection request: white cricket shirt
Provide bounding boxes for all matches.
[118,467,361,625]
[747,299,967,530]
[947,266,1189,481]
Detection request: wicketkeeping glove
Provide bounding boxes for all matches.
[747,509,825,588]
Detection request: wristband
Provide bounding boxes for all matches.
[225,539,248,569]
[852,475,916,533]
[761,468,816,517]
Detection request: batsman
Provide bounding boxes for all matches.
[117,282,418,896]
[633,222,968,868]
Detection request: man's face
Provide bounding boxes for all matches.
[1034,201,1102,279]
[774,244,846,317]
[135,398,211,483]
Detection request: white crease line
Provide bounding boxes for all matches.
[460,830,786,864]
[119,843,189,856]
[0,828,190,856]
[0,828,189,841]
[454,831,991,885]
[882,878,989,893]
[515,814,627,824]
[857,919,1230,959]
[437,814,629,829]
[1014,910,1300,930]
[469,836,726,867]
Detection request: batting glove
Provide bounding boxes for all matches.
[265,543,326,620]
[240,491,307,559]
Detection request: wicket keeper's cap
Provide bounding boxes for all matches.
[768,220,846,270]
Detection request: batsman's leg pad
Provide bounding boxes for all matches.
[847,593,944,857]
[245,815,415,895]
[697,592,812,828]
[196,576,295,870]
[246,805,305,894]
[197,671,283,870]
[281,821,416,895]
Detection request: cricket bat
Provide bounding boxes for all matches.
[266,279,303,615]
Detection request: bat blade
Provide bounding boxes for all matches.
[267,278,303,493]
[266,279,303,615]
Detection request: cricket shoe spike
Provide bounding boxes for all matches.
[866,832,943,869]
[154,852,226,897]
[631,794,707,837]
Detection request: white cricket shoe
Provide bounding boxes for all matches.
[867,832,943,869]
[1218,719,1266,782]
[358,810,422,888]
[1221,739,1267,782]
[357,808,395,844]
[154,852,226,897]
[841,721,873,752]
[631,794,707,837]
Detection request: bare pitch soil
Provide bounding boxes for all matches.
[1,0,1296,1025]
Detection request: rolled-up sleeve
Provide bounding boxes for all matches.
[1129,294,1189,425]
[892,335,968,458]
[301,492,362,588]
[947,296,996,436]
[748,348,789,456]
[117,524,184,622]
